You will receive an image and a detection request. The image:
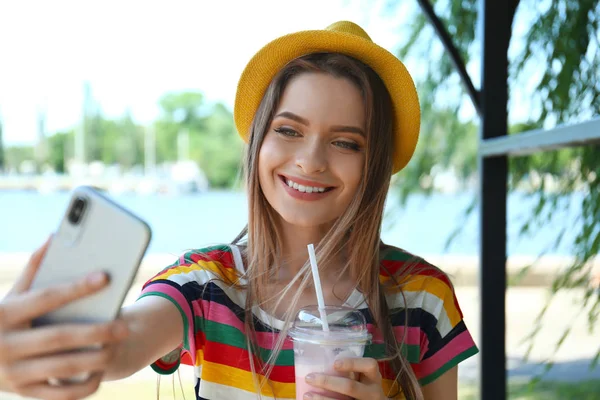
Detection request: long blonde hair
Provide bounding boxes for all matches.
[230,53,424,399]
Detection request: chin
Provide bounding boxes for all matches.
[280,213,337,229]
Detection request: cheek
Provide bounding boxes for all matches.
[258,136,282,185]
[337,155,364,193]
[257,151,270,190]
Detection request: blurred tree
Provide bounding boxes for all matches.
[80,81,102,163]
[387,0,600,373]
[115,111,145,168]
[155,91,207,163]
[85,112,105,162]
[5,90,242,188]
[194,103,243,188]
[393,104,478,201]
[159,91,206,131]
[97,112,144,169]
[4,146,34,171]
[47,131,73,173]
[156,91,242,187]
[154,118,179,162]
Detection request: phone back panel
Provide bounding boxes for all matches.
[30,186,152,326]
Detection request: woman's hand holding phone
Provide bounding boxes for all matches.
[0,237,130,400]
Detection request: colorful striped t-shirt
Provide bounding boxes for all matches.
[138,244,478,399]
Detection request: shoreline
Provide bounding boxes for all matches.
[1,252,597,287]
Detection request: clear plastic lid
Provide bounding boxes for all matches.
[288,305,371,345]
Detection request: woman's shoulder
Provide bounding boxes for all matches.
[149,243,242,285]
[169,244,237,268]
[379,244,466,328]
[379,243,455,295]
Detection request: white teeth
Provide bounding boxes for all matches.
[284,178,327,193]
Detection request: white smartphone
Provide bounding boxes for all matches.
[30,185,152,327]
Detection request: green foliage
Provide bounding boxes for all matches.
[6,90,243,188]
[159,91,206,130]
[514,0,600,123]
[98,113,145,168]
[460,379,600,399]
[154,91,242,188]
[194,103,243,188]
[391,0,481,202]
[4,146,34,170]
[154,119,180,163]
[47,131,73,173]
[393,104,478,203]
[506,2,600,377]
[391,0,600,382]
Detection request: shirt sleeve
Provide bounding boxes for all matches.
[136,251,212,375]
[411,274,479,386]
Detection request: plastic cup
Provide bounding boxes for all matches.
[289,305,371,400]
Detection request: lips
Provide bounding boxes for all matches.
[278,175,335,201]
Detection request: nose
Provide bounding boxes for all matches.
[295,137,327,174]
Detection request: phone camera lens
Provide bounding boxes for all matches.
[68,197,87,224]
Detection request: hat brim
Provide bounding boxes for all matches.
[234,29,420,174]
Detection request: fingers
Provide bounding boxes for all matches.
[304,358,383,400]
[333,357,382,382]
[303,393,342,400]
[0,320,129,362]
[9,235,53,296]
[1,347,114,388]
[12,372,103,400]
[0,271,109,328]
[305,373,361,399]
[302,392,352,400]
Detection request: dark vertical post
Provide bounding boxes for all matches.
[479,0,515,398]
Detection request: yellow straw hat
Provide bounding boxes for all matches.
[234,21,420,174]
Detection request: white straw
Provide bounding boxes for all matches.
[307,244,329,332]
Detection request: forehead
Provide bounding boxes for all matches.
[275,72,366,128]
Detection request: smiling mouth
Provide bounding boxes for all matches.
[278,175,334,194]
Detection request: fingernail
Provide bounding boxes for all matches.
[88,272,107,286]
[334,360,343,369]
[305,373,315,383]
[303,393,313,399]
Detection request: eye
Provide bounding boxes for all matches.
[274,127,301,137]
[333,140,361,151]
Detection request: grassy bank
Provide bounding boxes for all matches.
[459,379,600,400]
[3,376,600,399]
[90,378,600,399]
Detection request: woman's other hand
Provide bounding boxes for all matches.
[303,357,387,400]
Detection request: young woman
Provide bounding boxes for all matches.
[0,21,478,400]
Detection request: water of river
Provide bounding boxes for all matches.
[0,189,581,256]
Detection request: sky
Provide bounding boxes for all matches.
[0,0,547,147]
[0,0,416,146]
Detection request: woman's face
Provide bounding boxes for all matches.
[258,72,366,229]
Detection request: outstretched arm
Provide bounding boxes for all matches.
[104,296,183,381]
[421,366,458,400]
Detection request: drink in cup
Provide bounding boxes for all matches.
[289,305,371,400]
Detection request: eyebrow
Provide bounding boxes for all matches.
[274,111,309,126]
[274,111,365,137]
[330,125,365,137]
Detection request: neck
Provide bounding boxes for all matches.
[275,218,344,281]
